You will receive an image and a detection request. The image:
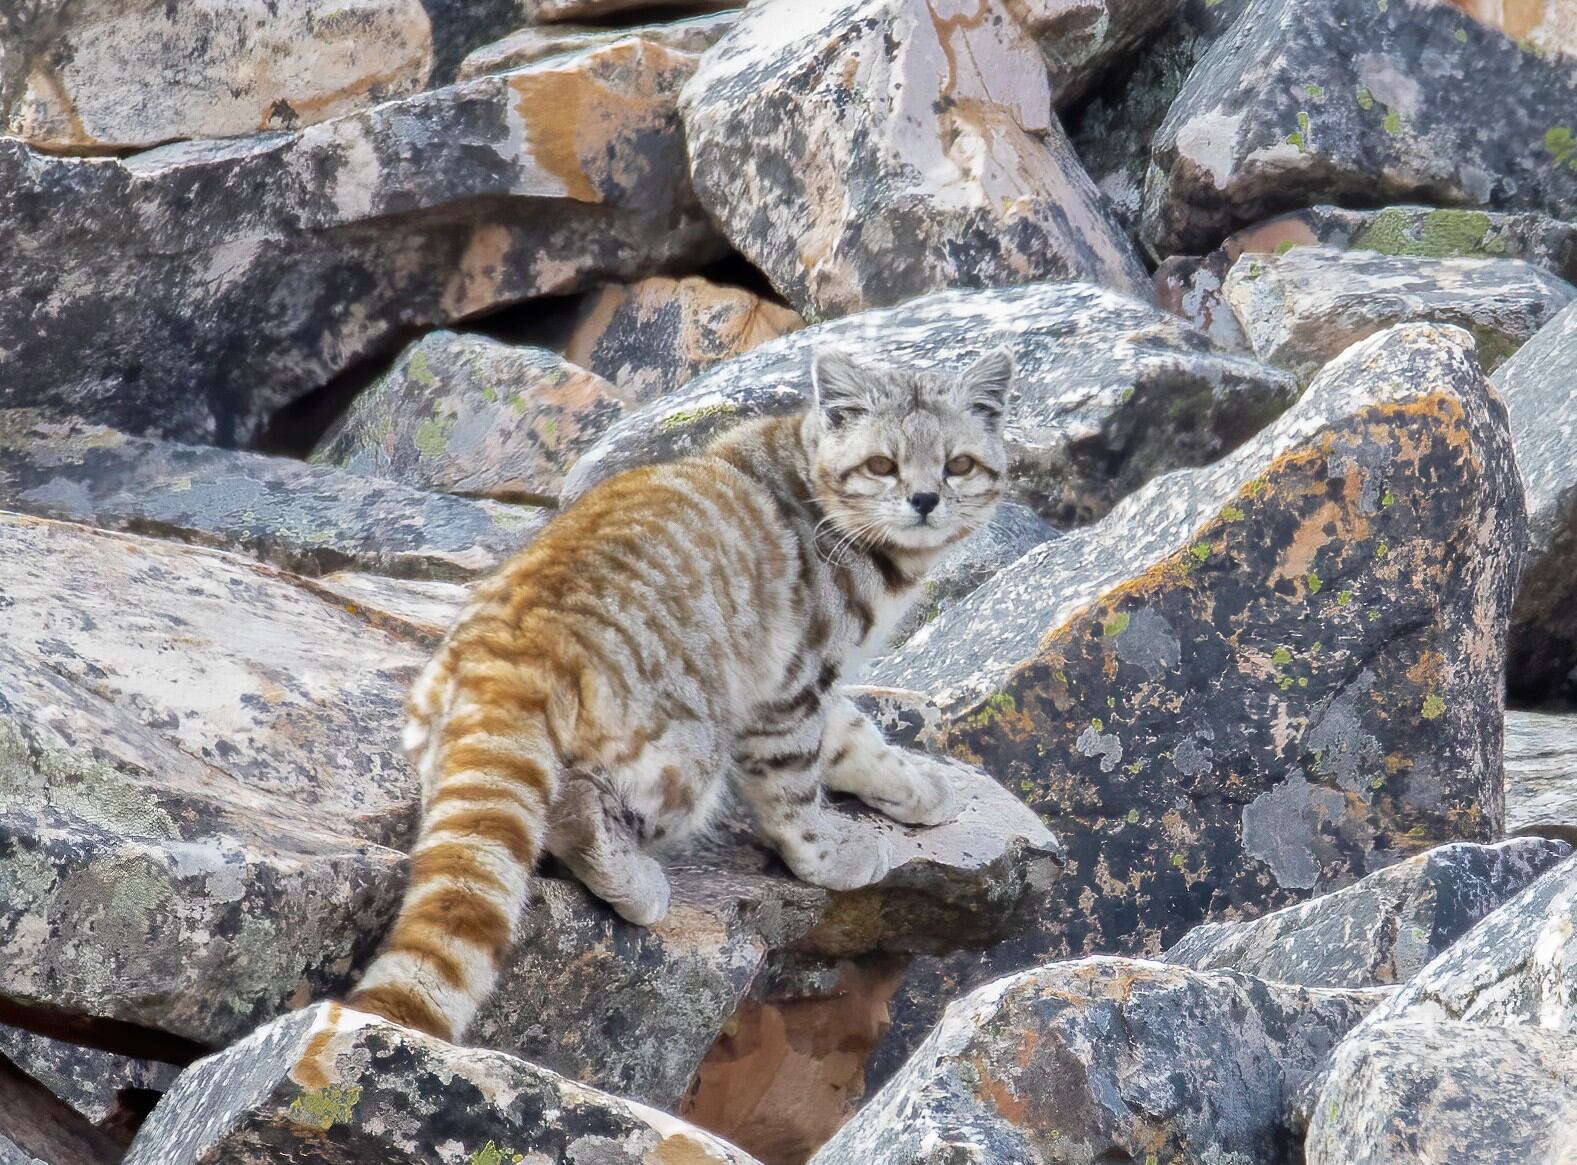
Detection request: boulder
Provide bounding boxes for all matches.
[0,410,544,581]
[0,0,434,152]
[123,1002,763,1165]
[458,12,739,78]
[561,282,1298,526]
[1222,246,1577,383]
[812,958,1381,1165]
[1143,0,1577,257]
[0,1052,124,1165]
[1306,1019,1577,1165]
[563,276,805,404]
[1506,711,1577,844]
[0,37,723,445]
[522,0,740,23]
[864,323,1525,1070]
[1355,853,1577,1032]
[678,0,1151,321]
[1162,839,1569,988]
[0,1024,177,1130]
[1445,0,1577,59]
[1019,0,1187,108]
[310,332,632,504]
[1496,302,1577,702]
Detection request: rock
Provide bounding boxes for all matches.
[522,0,740,23]
[0,410,544,581]
[863,323,1525,1067]
[678,0,1152,321]
[1355,853,1577,1032]
[812,958,1381,1165]
[1506,711,1577,844]
[311,332,632,504]
[1144,0,1577,257]
[1,0,433,152]
[891,503,1060,648]
[1496,302,1577,702]
[1154,249,1253,352]
[123,1002,763,1165]
[458,12,739,78]
[1222,246,1577,383]
[563,276,805,404]
[562,282,1298,525]
[1306,1019,1577,1165]
[0,1024,177,1130]
[1446,0,1577,60]
[1021,0,1187,108]
[0,1052,124,1165]
[0,37,723,445]
[1162,839,1569,988]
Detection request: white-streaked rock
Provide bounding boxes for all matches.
[1506,711,1577,843]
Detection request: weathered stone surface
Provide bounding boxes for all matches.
[458,12,738,78]
[1143,0,1577,257]
[0,410,544,581]
[1497,301,1577,702]
[864,323,1525,1072]
[813,958,1380,1165]
[1506,711,1577,843]
[1,0,433,152]
[311,332,631,504]
[0,37,723,445]
[563,276,805,404]
[523,0,740,23]
[562,282,1297,525]
[1306,1019,1577,1165]
[124,1002,763,1165]
[0,1025,177,1128]
[1356,853,1577,1032]
[1163,839,1569,988]
[1223,246,1577,383]
[678,0,1151,321]
[1019,0,1187,108]
[1446,0,1577,60]
[0,1052,124,1165]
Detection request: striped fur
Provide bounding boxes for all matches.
[348,348,1013,1041]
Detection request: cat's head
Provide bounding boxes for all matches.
[806,346,1013,553]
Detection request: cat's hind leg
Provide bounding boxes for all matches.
[546,770,672,926]
[820,697,965,827]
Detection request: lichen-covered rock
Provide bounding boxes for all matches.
[1019,0,1187,108]
[1356,853,1577,1033]
[1306,1019,1577,1165]
[863,323,1525,1067]
[1445,0,1577,60]
[1143,0,1577,256]
[0,410,544,581]
[0,1025,178,1127]
[1222,246,1577,383]
[562,282,1297,525]
[1506,711,1577,844]
[812,958,1381,1165]
[0,0,434,152]
[311,332,631,504]
[1496,302,1577,702]
[123,1002,763,1165]
[0,37,723,445]
[1162,839,1569,988]
[457,11,738,78]
[678,0,1151,321]
[563,276,804,405]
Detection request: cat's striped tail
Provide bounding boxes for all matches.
[347,702,559,1042]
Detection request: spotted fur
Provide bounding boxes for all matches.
[348,347,1013,1041]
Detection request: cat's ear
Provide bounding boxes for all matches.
[811,347,876,429]
[956,347,1013,429]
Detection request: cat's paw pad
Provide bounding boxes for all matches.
[868,753,969,827]
[787,828,893,891]
[598,855,672,927]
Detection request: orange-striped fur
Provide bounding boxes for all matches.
[347,348,1014,1041]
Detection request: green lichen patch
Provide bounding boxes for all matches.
[660,402,740,432]
[1543,127,1577,172]
[1421,693,1446,720]
[289,1084,362,1131]
[470,1142,526,1165]
[1352,207,1495,259]
[405,349,438,389]
[1103,611,1131,637]
[966,692,1017,728]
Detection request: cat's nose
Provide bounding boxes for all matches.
[910,492,940,518]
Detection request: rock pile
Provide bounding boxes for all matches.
[1,0,1575,1162]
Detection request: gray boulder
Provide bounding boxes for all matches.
[678,0,1151,321]
[1143,0,1577,256]
[458,12,739,78]
[1506,711,1577,844]
[1021,0,1186,109]
[1222,246,1577,383]
[0,37,722,445]
[0,1024,177,1130]
[1306,1019,1577,1165]
[1163,839,1569,988]
[123,1002,762,1165]
[1496,302,1577,702]
[311,332,633,504]
[812,958,1381,1165]
[0,1052,124,1165]
[561,282,1297,526]
[0,410,544,581]
[521,0,739,22]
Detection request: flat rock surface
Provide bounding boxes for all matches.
[562,282,1297,526]
[813,958,1381,1165]
[458,12,738,78]
[1506,711,1577,843]
[1162,839,1569,987]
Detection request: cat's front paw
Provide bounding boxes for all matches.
[783,824,894,891]
[864,751,969,827]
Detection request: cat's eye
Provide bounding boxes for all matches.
[864,455,898,476]
[945,454,976,476]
